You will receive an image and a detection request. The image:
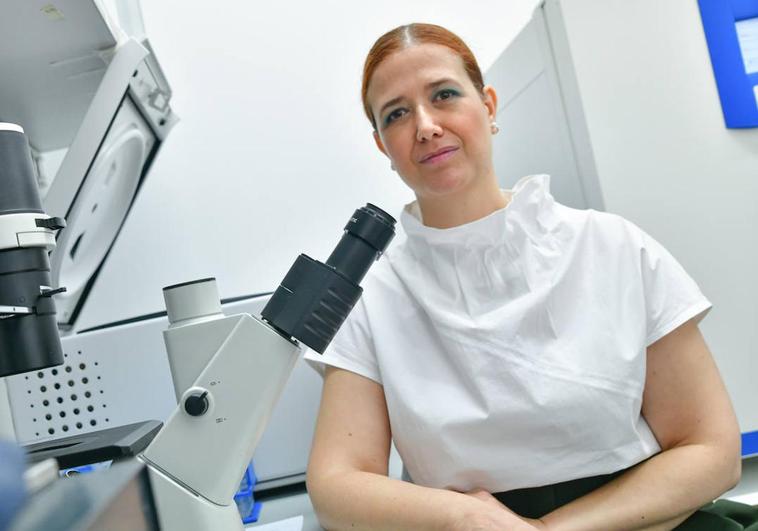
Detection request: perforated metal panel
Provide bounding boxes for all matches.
[14,347,111,439]
[6,314,177,445]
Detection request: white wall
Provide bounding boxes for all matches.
[555,0,758,430]
[75,0,541,330]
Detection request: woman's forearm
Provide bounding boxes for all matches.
[308,469,462,530]
[541,443,741,531]
[308,469,523,531]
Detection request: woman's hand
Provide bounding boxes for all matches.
[521,517,550,530]
[446,488,545,531]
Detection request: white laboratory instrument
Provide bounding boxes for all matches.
[0,0,176,444]
[0,123,69,526]
[0,124,67,379]
[139,204,395,530]
[0,0,177,331]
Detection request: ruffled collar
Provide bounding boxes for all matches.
[400,174,558,247]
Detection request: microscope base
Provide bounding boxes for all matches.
[142,457,244,531]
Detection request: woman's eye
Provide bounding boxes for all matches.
[384,108,406,125]
[435,89,459,101]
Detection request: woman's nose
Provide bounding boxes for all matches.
[415,108,443,142]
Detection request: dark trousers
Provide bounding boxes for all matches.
[493,470,758,530]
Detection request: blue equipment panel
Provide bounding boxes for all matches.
[698,0,758,128]
[743,430,758,458]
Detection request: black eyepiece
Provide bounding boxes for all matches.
[261,203,396,353]
[326,203,396,285]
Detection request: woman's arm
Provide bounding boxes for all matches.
[307,366,540,531]
[538,318,742,531]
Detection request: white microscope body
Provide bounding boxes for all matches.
[138,205,396,530]
[139,278,299,529]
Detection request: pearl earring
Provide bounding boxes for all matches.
[490,121,500,135]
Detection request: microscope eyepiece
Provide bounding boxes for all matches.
[325,203,396,286]
[261,203,396,353]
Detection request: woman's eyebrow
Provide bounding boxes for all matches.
[379,96,404,117]
[426,78,458,90]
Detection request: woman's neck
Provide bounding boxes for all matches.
[416,178,509,229]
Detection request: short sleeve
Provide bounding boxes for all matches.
[636,225,712,346]
[302,296,382,384]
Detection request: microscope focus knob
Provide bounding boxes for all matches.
[183,390,210,417]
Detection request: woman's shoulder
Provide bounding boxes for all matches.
[554,202,647,247]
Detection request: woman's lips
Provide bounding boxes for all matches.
[420,146,459,164]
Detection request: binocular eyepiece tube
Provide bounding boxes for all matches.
[261,203,396,353]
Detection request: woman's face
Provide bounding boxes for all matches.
[367,44,497,200]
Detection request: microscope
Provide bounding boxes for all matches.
[1,121,397,529]
[0,123,67,526]
[140,202,395,529]
[0,123,67,379]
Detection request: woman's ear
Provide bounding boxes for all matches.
[482,85,498,122]
[373,130,388,157]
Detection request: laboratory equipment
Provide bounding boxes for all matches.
[698,0,758,128]
[0,0,177,444]
[5,290,329,495]
[0,122,68,454]
[0,0,375,515]
[0,2,176,526]
[24,420,162,469]
[0,0,177,331]
[139,204,395,530]
[9,459,160,531]
[0,124,67,377]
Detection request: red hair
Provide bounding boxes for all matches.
[361,23,485,130]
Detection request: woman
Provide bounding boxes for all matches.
[304,23,742,530]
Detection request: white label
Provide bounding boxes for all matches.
[736,17,758,75]
[754,85,758,109]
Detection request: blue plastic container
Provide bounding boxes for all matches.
[234,461,262,524]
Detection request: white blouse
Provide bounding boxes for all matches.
[304,174,711,493]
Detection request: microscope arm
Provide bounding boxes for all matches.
[139,203,395,530]
[140,311,300,529]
